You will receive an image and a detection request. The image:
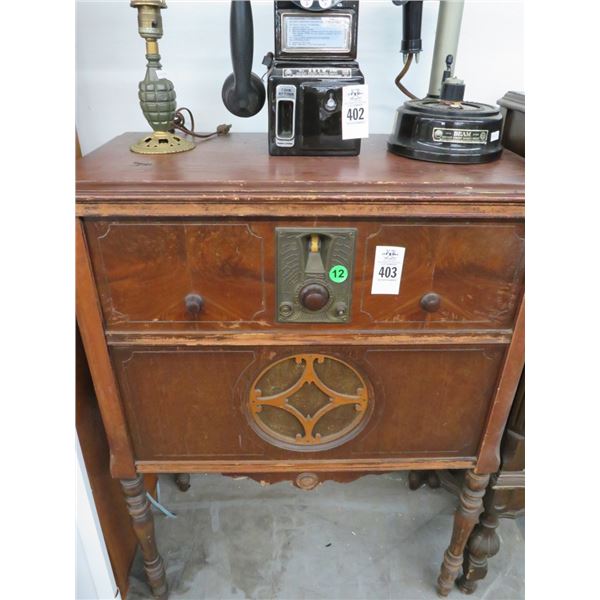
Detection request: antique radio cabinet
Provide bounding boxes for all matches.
[76,133,524,598]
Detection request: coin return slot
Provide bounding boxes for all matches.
[275,85,297,148]
[277,100,294,139]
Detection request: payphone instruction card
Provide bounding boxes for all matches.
[371,246,405,295]
[342,84,369,140]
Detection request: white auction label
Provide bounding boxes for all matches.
[342,84,369,140]
[371,246,405,295]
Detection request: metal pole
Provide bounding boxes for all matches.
[428,0,465,97]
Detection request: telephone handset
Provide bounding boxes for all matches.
[221,1,266,118]
[220,0,346,119]
[222,0,364,156]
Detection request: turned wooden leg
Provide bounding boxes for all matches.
[174,473,191,492]
[121,476,168,600]
[408,469,441,490]
[457,483,501,594]
[436,470,490,597]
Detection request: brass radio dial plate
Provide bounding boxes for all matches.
[276,227,356,323]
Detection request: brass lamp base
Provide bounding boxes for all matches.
[130,131,195,154]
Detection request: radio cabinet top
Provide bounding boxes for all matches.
[76,133,525,217]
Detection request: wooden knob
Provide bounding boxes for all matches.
[420,292,441,313]
[185,293,205,317]
[299,283,330,311]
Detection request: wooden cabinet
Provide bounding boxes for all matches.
[76,133,524,599]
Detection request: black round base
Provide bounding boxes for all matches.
[387,141,502,164]
[387,98,504,164]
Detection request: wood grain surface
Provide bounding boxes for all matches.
[76,219,136,478]
[76,133,524,219]
[111,345,504,467]
[75,132,524,482]
[85,220,523,333]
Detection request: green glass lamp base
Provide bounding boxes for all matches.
[130,131,195,155]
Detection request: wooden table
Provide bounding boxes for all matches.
[76,133,524,598]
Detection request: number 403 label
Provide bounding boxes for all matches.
[371,246,405,295]
[342,84,369,141]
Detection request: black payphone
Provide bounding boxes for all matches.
[222,1,366,156]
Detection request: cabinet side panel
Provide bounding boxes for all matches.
[76,219,136,477]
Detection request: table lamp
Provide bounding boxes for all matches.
[130,0,194,154]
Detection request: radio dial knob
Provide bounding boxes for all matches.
[299,283,330,311]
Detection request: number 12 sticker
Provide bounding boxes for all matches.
[371,246,405,295]
[342,84,369,140]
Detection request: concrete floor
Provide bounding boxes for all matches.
[128,473,524,600]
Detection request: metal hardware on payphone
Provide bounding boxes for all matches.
[222,1,366,156]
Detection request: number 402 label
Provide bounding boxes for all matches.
[342,84,369,141]
[371,246,405,295]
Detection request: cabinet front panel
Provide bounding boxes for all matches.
[112,345,505,463]
[85,221,266,328]
[359,223,524,328]
[88,220,523,332]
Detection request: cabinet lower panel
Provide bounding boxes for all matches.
[112,345,505,463]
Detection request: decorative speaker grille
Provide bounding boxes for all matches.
[248,354,370,451]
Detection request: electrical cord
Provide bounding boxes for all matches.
[173,107,232,139]
[394,53,418,100]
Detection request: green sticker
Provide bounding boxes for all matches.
[329,265,348,283]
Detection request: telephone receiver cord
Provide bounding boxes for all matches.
[395,53,418,100]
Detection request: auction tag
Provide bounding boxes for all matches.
[342,84,369,140]
[371,246,405,295]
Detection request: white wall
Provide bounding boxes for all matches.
[76,0,523,155]
[76,438,120,600]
